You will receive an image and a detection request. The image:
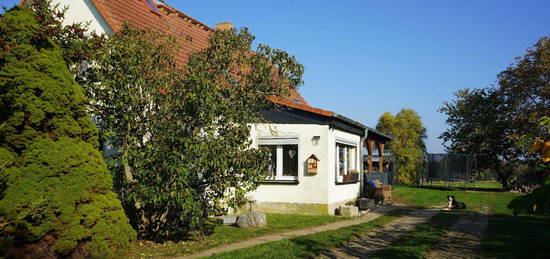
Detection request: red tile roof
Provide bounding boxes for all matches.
[90,0,211,66]
[20,0,309,108]
[95,0,309,105]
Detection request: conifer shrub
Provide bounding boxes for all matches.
[0,7,135,258]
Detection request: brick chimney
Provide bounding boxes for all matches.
[216,22,233,31]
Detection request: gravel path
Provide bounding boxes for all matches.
[424,213,489,259]
[181,205,399,259]
[181,206,489,259]
[318,209,438,259]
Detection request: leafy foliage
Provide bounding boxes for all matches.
[376,109,427,184]
[439,88,516,186]
[508,182,550,216]
[0,7,135,257]
[527,117,550,163]
[18,0,104,70]
[439,37,550,188]
[80,25,304,240]
[498,37,550,147]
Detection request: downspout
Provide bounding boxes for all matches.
[359,129,368,198]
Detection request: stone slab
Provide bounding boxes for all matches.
[340,206,360,217]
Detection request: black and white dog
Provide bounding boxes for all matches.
[447,195,466,210]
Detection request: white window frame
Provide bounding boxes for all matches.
[258,136,299,181]
[335,138,358,182]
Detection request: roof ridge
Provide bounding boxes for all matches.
[155,2,213,32]
[19,0,310,107]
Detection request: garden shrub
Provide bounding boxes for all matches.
[82,24,303,240]
[0,7,135,258]
[508,177,550,216]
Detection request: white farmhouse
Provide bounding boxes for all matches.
[27,0,392,215]
[250,97,391,215]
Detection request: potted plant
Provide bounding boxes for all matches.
[349,170,359,182]
[343,174,352,182]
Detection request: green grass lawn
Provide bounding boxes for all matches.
[205,210,409,259]
[392,185,519,214]
[482,214,550,259]
[370,213,460,259]
[393,185,550,258]
[188,187,548,259]
[135,213,349,258]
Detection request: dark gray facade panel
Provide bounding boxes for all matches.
[260,108,364,136]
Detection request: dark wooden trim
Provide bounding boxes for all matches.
[260,180,299,185]
[260,108,331,125]
[260,107,365,136]
[335,181,360,185]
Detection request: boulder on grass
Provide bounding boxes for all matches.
[216,215,238,225]
[236,211,267,228]
[339,206,360,217]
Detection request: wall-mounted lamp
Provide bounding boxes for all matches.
[311,136,320,146]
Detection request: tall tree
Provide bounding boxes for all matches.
[498,37,550,146]
[505,38,550,212]
[439,37,549,189]
[0,7,135,257]
[508,118,550,216]
[81,26,304,240]
[439,88,516,187]
[376,109,427,184]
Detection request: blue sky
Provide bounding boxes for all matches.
[2,0,549,153]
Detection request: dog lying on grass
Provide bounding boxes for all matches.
[446,195,466,210]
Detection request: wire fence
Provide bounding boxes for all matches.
[419,153,477,186]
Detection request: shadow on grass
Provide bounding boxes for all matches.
[286,210,410,258]
[482,214,550,259]
[367,213,460,259]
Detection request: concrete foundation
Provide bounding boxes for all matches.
[250,198,359,216]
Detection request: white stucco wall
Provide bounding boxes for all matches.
[327,128,362,205]
[51,0,113,34]
[249,124,362,210]
[248,124,330,205]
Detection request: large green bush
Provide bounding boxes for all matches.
[0,7,135,258]
[81,24,303,240]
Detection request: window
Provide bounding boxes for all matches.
[260,144,298,181]
[335,142,357,182]
[144,0,161,15]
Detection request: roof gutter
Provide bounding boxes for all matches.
[332,113,392,141]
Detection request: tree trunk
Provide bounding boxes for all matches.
[122,153,148,236]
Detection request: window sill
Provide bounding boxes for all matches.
[335,180,360,185]
[260,180,299,185]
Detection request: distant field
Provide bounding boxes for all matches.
[421,180,503,189]
[391,185,517,214]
